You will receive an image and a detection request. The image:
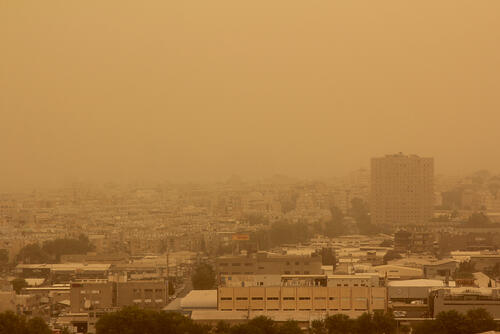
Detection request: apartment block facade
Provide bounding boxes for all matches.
[371,153,434,225]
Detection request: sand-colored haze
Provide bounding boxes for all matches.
[1,1,500,189]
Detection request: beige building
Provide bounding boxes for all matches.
[217,286,386,313]
[371,153,434,226]
[215,252,322,278]
[70,279,167,312]
[431,288,500,318]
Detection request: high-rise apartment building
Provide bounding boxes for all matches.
[370,153,434,225]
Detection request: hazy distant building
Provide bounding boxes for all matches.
[371,153,434,225]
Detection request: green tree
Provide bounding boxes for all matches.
[465,308,496,333]
[355,313,374,334]
[454,261,475,279]
[0,311,51,334]
[434,310,469,334]
[350,198,380,235]
[310,319,327,334]
[372,311,396,334]
[0,311,27,334]
[191,263,216,290]
[0,249,8,265]
[277,320,302,334]
[465,212,491,227]
[16,243,50,264]
[325,314,355,334]
[95,307,208,334]
[383,250,402,264]
[324,206,346,237]
[42,234,95,262]
[248,316,277,334]
[214,321,231,334]
[11,278,28,294]
[379,240,393,248]
[321,247,336,267]
[168,279,175,296]
[26,317,52,334]
[230,323,264,334]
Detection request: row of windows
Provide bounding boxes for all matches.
[219,263,254,267]
[219,261,312,267]
[221,308,366,311]
[221,297,368,301]
[219,271,311,275]
[80,290,101,294]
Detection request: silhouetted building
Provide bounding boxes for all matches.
[371,153,434,225]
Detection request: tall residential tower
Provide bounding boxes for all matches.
[370,153,434,225]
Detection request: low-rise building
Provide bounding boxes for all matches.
[217,285,387,314]
[431,287,500,318]
[215,251,322,278]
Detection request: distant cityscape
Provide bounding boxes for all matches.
[1,153,500,333]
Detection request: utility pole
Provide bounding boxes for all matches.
[166,239,170,305]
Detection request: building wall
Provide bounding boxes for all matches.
[432,289,500,318]
[70,280,166,312]
[217,286,386,313]
[70,282,114,313]
[216,253,322,278]
[116,281,166,309]
[371,154,434,226]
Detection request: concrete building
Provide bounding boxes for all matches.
[217,286,386,314]
[371,153,434,226]
[70,279,167,312]
[431,287,500,318]
[215,252,322,279]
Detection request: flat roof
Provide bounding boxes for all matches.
[180,290,217,309]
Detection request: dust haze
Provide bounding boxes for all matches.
[2,0,500,189]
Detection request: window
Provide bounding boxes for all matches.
[299,297,310,300]
[267,297,279,300]
[221,297,232,301]
[314,297,326,300]
[329,297,336,301]
[252,297,263,300]
[304,271,310,274]
[283,297,295,301]
[232,263,241,266]
[236,297,248,300]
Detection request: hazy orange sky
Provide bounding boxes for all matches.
[1,1,500,189]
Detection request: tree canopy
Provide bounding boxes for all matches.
[413,309,497,334]
[191,263,216,290]
[16,234,95,264]
[0,311,52,334]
